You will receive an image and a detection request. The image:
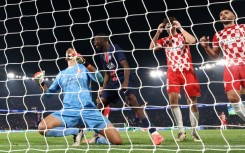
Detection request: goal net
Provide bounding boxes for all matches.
[0,0,245,152]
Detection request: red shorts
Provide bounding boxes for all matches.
[224,65,245,92]
[167,69,201,97]
[222,120,227,125]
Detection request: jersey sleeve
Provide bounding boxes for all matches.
[46,74,60,93]
[157,38,164,47]
[212,33,219,47]
[44,73,61,98]
[86,66,104,85]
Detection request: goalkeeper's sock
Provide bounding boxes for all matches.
[231,102,245,121]
[46,127,79,137]
[171,107,185,133]
[141,118,156,134]
[96,136,110,145]
[189,111,199,135]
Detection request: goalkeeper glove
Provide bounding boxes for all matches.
[34,71,45,86]
[67,53,86,64]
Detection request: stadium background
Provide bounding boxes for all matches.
[0,0,244,130]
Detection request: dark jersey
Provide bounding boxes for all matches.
[100,44,126,81]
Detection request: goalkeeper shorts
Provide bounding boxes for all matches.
[51,109,110,133]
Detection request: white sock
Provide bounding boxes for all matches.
[231,102,245,121]
[190,111,199,135]
[151,131,159,135]
[171,107,185,133]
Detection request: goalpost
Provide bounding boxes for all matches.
[1,0,245,152]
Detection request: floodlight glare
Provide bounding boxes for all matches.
[216,59,226,65]
[150,70,157,77]
[150,70,163,78]
[205,64,212,69]
[7,73,15,78]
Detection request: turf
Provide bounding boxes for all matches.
[0,129,244,153]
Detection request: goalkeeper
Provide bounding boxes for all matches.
[34,48,122,146]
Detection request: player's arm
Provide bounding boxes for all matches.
[34,71,48,92]
[200,36,221,59]
[75,52,104,85]
[34,71,61,98]
[120,59,130,90]
[149,23,164,50]
[173,21,196,44]
[102,71,110,90]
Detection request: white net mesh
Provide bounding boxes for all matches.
[0,0,245,152]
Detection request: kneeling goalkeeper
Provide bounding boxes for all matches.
[34,48,122,146]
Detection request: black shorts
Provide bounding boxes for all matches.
[101,74,138,103]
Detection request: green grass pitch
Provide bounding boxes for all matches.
[0,129,244,153]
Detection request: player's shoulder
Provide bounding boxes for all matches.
[238,24,245,28]
[109,43,122,51]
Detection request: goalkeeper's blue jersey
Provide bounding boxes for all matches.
[45,64,102,109]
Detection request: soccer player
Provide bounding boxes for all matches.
[220,112,227,130]
[93,34,164,145]
[34,48,123,146]
[149,17,201,142]
[200,9,245,121]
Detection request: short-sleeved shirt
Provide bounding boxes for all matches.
[46,64,100,109]
[100,44,127,81]
[157,33,193,71]
[212,24,245,67]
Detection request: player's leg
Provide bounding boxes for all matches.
[167,70,186,141]
[38,114,80,137]
[227,89,245,121]
[103,105,111,118]
[96,83,117,109]
[185,71,201,142]
[38,111,83,146]
[125,93,164,145]
[38,114,63,136]
[186,96,201,142]
[241,88,245,95]
[96,97,110,109]
[169,92,187,141]
[84,89,116,144]
[224,121,227,130]
[82,109,122,145]
[98,123,123,145]
[224,66,245,121]
[83,102,111,144]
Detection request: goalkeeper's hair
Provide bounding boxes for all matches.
[163,17,177,26]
